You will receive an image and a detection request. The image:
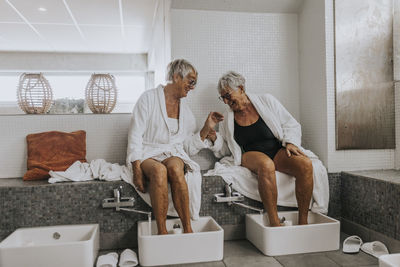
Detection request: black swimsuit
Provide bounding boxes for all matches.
[234,116,283,159]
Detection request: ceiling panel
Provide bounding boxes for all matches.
[33,24,87,52]
[0,23,50,51]
[67,0,120,25]
[0,1,23,22]
[124,26,151,53]
[80,25,124,53]
[0,0,157,53]
[122,0,157,26]
[7,0,73,24]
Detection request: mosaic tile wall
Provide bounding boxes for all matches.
[341,172,400,241]
[0,173,341,249]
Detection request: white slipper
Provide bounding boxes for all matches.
[96,252,118,267]
[361,241,389,258]
[119,249,138,267]
[343,235,363,254]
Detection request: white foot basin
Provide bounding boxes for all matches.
[246,211,340,256]
[0,224,99,267]
[138,216,223,266]
[379,253,400,267]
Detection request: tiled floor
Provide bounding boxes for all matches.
[97,233,379,267]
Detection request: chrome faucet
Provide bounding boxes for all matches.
[214,183,263,214]
[102,186,134,211]
[114,186,122,203]
[102,186,152,217]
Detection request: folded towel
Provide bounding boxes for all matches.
[119,249,138,267]
[96,252,118,267]
[48,159,130,183]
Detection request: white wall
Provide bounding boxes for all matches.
[0,52,147,72]
[171,9,300,130]
[324,0,395,172]
[148,0,172,86]
[298,0,328,165]
[0,114,131,178]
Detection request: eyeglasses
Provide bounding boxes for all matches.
[218,91,233,102]
[187,78,197,88]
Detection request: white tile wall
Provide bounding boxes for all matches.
[325,0,395,172]
[298,0,328,165]
[171,9,300,128]
[0,114,131,178]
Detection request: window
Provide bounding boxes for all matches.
[0,72,146,114]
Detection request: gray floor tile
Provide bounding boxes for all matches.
[275,253,340,267]
[325,250,378,266]
[168,261,225,267]
[223,240,265,258]
[224,256,282,267]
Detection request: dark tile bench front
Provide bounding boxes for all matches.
[0,171,341,250]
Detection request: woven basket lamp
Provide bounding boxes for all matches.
[85,73,117,114]
[17,73,53,114]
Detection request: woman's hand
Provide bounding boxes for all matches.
[207,129,217,143]
[200,112,224,140]
[285,143,306,157]
[132,160,146,193]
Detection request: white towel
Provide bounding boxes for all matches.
[96,252,118,267]
[48,159,131,183]
[119,249,138,267]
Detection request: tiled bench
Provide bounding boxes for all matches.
[341,170,400,253]
[0,149,341,250]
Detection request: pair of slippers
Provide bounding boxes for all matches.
[96,249,138,267]
[342,235,389,258]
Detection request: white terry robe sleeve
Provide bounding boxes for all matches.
[127,92,150,163]
[266,94,302,148]
[208,122,232,159]
[182,108,208,156]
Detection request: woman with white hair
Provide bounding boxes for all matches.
[207,71,329,226]
[126,59,222,235]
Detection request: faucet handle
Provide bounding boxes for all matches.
[113,187,121,201]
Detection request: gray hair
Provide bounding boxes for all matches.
[166,59,197,81]
[217,71,246,93]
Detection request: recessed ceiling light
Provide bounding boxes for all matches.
[38,7,47,12]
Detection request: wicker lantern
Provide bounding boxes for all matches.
[85,73,117,114]
[17,73,53,114]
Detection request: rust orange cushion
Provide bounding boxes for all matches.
[23,130,87,181]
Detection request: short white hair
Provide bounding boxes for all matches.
[166,59,197,81]
[217,71,246,94]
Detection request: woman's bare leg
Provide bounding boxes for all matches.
[162,157,193,233]
[273,148,313,225]
[141,159,169,235]
[242,151,280,227]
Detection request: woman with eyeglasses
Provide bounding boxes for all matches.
[127,59,222,235]
[207,71,329,226]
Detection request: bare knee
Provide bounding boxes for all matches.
[149,165,167,188]
[167,164,184,179]
[298,157,313,178]
[257,159,275,180]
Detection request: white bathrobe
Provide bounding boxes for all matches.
[125,85,207,220]
[205,93,329,214]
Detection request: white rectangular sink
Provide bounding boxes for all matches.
[0,224,99,267]
[246,211,340,256]
[138,216,224,266]
[379,253,400,267]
